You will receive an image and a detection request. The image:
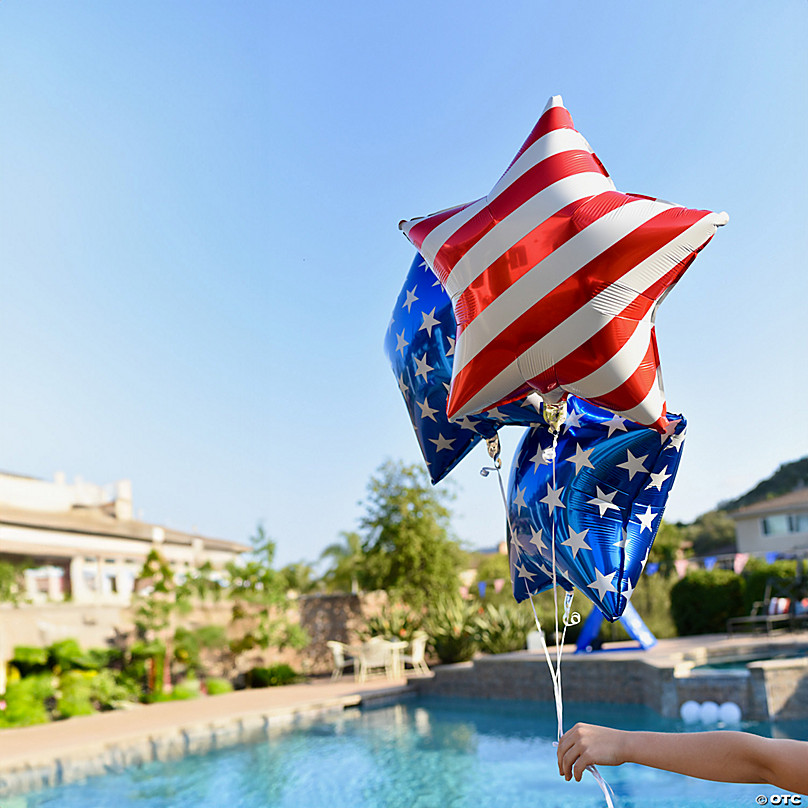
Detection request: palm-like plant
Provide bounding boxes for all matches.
[319,531,365,594]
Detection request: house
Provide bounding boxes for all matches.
[0,471,250,604]
[729,487,808,555]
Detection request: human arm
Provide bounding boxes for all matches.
[557,723,808,795]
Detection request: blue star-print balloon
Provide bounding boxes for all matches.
[507,396,687,620]
[384,253,544,484]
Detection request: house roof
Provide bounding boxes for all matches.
[0,504,250,554]
[728,486,808,519]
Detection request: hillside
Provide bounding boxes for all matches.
[719,456,808,512]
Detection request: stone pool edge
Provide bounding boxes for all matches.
[0,682,416,798]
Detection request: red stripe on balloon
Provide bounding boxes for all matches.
[446,208,709,419]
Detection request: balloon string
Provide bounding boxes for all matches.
[484,430,615,808]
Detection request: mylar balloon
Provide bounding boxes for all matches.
[507,396,687,619]
[399,95,727,432]
[385,253,545,484]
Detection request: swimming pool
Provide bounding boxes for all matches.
[18,697,808,807]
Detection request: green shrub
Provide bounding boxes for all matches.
[474,603,534,654]
[173,625,228,672]
[47,638,84,671]
[56,670,96,719]
[670,569,745,635]
[168,682,199,700]
[742,558,801,613]
[247,664,299,688]
[205,677,233,695]
[361,604,422,644]
[10,646,49,677]
[89,669,137,710]
[423,596,479,664]
[0,673,54,727]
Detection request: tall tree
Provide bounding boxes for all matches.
[319,531,365,594]
[358,460,462,610]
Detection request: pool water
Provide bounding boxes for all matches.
[17,697,808,808]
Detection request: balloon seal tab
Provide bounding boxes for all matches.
[542,400,568,435]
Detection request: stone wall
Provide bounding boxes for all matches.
[416,650,808,721]
[0,592,390,686]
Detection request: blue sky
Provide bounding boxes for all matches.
[2,2,806,567]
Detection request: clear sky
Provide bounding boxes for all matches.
[2,2,806,567]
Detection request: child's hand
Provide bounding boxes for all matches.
[557,723,628,782]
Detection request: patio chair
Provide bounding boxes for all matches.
[357,637,393,682]
[326,641,355,680]
[401,632,430,676]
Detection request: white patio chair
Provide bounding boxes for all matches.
[326,641,355,680]
[357,637,393,682]
[401,632,430,676]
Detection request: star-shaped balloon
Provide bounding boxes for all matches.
[507,396,687,620]
[400,95,727,432]
[384,253,545,484]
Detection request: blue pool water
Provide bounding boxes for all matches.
[19,697,808,807]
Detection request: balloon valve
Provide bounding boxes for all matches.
[542,400,568,435]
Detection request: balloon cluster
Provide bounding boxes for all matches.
[386,94,726,620]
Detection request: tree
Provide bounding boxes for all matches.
[684,510,737,556]
[358,460,463,610]
[648,520,686,576]
[225,524,308,656]
[319,531,365,594]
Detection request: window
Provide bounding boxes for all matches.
[761,515,789,535]
[761,513,808,535]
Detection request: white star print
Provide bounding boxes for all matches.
[588,487,620,517]
[646,465,672,491]
[484,407,505,421]
[563,409,582,430]
[453,416,479,433]
[397,373,409,397]
[566,443,594,475]
[660,418,680,444]
[419,307,440,337]
[604,414,628,438]
[588,568,618,601]
[541,483,565,513]
[617,450,649,480]
[668,430,686,452]
[429,433,455,453]
[395,329,409,356]
[446,336,455,357]
[402,286,419,312]
[529,445,550,473]
[635,505,658,534]
[613,530,629,550]
[416,396,439,421]
[622,577,635,603]
[512,486,528,513]
[529,526,546,553]
[413,353,433,381]
[562,527,591,560]
[516,563,536,581]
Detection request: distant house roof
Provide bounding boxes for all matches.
[0,504,250,555]
[728,487,808,519]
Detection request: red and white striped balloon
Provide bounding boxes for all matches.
[399,95,727,432]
